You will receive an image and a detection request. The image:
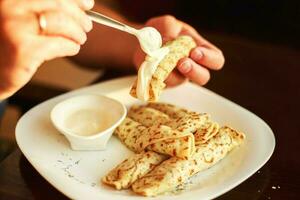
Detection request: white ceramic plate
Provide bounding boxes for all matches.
[16,76,275,200]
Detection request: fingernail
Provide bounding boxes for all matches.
[178,61,192,74]
[83,0,94,9]
[192,48,203,61]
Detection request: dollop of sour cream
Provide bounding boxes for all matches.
[135,27,169,101]
[136,27,162,56]
[137,47,169,101]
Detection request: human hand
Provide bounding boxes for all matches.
[0,0,94,99]
[133,15,225,87]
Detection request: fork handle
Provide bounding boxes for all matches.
[86,10,137,34]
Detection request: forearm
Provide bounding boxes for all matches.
[73,3,141,70]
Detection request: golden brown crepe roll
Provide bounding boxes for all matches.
[130,36,197,102]
[147,102,190,119]
[131,126,245,197]
[168,112,209,134]
[130,103,209,134]
[146,103,220,144]
[128,106,171,127]
[102,151,167,190]
[142,125,195,159]
[115,117,195,159]
[194,121,220,144]
[114,117,147,152]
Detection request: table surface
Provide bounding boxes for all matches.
[0,34,299,200]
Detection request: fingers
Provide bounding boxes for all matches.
[137,15,222,88]
[40,11,87,44]
[75,0,95,10]
[177,58,210,85]
[58,0,93,32]
[25,0,94,12]
[165,58,211,87]
[37,36,81,61]
[180,22,211,46]
[190,46,225,70]
[146,15,182,42]
[164,70,187,87]
[179,21,225,70]
[18,0,58,12]
[25,0,92,32]
[0,35,80,97]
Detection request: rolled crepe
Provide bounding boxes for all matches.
[168,112,209,134]
[145,103,220,143]
[131,126,245,197]
[130,103,209,134]
[102,151,167,190]
[194,121,220,144]
[147,102,190,119]
[115,117,195,159]
[114,117,147,152]
[144,125,195,159]
[130,36,197,101]
[128,106,171,127]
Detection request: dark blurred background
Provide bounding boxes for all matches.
[118,0,300,49]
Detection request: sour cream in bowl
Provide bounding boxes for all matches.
[51,94,126,150]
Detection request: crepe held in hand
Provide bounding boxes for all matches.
[130,36,197,102]
[115,117,195,159]
[102,151,167,190]
[131,126,245,197]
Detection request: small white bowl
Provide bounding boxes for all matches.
[51,94,126,150]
